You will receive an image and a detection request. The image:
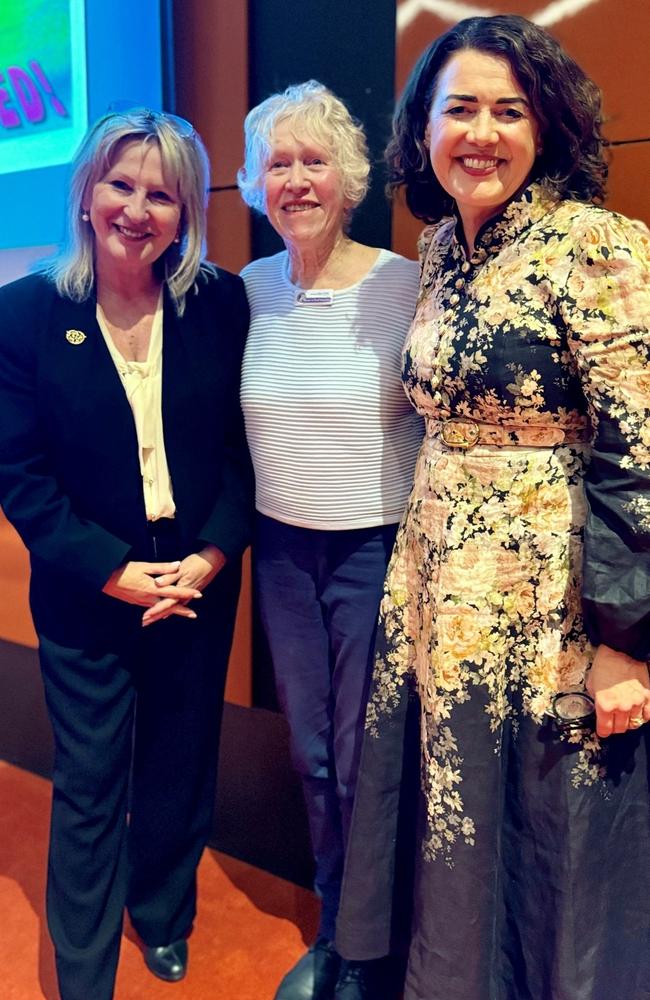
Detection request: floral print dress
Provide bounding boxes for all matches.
[336,185,650,1000]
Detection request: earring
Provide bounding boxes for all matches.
[81,211,90,222]
[174,233,181,244]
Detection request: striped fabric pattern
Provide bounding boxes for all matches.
[240,249,423,529]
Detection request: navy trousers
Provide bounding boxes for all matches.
[38,529,241,1000]
[254,514,398,940]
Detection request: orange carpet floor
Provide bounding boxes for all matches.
[1,761,319,1000]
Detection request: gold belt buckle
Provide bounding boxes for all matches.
[440,417,480,449]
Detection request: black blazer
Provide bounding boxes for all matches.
[0,268,253,642]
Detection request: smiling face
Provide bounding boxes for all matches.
[263,122,348,253]
[87,139,182,283]
[427,49,540,245]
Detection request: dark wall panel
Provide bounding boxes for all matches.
[248,0,397,258]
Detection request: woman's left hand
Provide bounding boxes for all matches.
[586,644,650,737]
[141,545,227,626]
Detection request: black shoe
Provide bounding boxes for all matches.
[334,961,373,1000]
[144,938,188,982]
[335,957,403,999]
[274,937,342,999]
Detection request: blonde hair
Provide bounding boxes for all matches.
[46,109,212,314]
[238,81,370,215]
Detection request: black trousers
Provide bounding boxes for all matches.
[37,538,241,1000]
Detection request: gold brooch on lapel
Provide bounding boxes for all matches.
[65,329,87,345]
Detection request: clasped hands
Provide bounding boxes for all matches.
[586,644,650,738]
[102,545,226,627]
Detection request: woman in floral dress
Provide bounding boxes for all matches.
[336,15,650,1000]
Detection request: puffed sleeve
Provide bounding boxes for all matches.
[558,210,650,660]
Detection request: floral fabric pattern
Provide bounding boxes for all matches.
[366,183,650,864]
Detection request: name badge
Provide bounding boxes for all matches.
[295,289,334,306]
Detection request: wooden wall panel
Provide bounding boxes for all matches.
[394,0,650,257]
[0,511,36,649]
[173,0,251,273]
[173,0,252,706]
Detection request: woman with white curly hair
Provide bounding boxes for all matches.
[238,81,422,1000]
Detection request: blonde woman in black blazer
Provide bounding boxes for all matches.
[0,109,252,1000]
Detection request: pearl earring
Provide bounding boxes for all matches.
[81,212,90,222]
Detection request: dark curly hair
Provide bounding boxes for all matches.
[387,14,608,222]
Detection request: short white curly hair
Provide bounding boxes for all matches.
[237,80,370,215]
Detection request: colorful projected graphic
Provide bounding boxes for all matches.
[0,0,86,175]
[1,0,165,254]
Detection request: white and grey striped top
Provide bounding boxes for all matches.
[240,248,423,530]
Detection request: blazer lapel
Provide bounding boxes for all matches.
[50,292,139,458]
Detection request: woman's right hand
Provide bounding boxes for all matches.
[102,561,202,619]
[586,644,650,737]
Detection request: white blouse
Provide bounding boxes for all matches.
[96,293,175,521]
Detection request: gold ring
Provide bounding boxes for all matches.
[629,716,644,728]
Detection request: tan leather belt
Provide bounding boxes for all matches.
[425,417,591,449]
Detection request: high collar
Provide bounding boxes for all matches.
[451,182,559,266]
